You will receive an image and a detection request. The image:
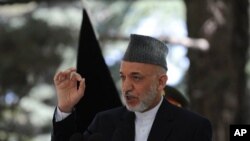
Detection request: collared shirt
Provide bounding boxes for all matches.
[134,97,163,141]
[55,97,163,141]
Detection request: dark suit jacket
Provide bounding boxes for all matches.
[52,99,212,141]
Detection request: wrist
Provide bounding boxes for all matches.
[58,104,73,113]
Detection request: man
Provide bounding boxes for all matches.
[164,85,190,108]
[52,34,212,141]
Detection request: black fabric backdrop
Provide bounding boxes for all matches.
[75,9,122,132]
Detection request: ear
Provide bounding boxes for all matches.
[158,74,168,91]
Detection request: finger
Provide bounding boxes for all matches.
[57,79,70,88]
[78,78,86,96]
[61,68,77,80]
[54,71,69,86]
[54,67,77,86]
[64,67,77,74]
[70,72,82,81]
[54,71,60,81]
[54,71,63,83]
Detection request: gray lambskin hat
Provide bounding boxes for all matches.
[123,34,168,70]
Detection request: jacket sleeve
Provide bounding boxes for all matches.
[51,108,77,141]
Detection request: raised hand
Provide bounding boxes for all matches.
[53,67,85,113]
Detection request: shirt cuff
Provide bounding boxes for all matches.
[55,107,72,122]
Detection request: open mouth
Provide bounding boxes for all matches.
[125,95,137,102]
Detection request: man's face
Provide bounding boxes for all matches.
[119,61,166,112]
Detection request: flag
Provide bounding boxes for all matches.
[75,9,122,132]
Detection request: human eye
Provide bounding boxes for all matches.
[120,74,125,81]
[132,75,142,81]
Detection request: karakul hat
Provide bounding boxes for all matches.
[123,34,168,70]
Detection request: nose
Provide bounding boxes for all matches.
[122,78,133,94]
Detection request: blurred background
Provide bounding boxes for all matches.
[0,0,249,141]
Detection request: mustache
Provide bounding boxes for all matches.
[123,91,132,96]
[122,91,137,98]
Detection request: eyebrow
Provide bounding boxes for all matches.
[130,72,142,75]
[119,72,142,76]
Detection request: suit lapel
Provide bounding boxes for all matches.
[112,109,135,141]
[147,100,175,141]
[112,100,175,141]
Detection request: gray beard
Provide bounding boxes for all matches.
[121,85,158,112]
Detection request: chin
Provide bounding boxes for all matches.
[126,103,148,112]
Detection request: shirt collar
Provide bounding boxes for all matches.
[135,96,163,120]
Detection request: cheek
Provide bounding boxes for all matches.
[135,84,153,97]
